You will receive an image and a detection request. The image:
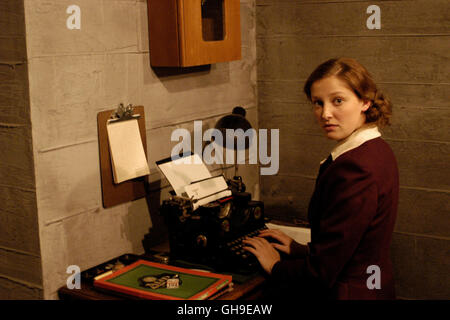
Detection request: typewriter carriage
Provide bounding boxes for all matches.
[160,177,266,273]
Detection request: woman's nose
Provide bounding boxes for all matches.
[321,104,333,120]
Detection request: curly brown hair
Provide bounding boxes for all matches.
[303,58,392,127]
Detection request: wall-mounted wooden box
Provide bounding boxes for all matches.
[148,0,241,67]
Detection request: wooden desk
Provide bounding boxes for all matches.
[58,254,266,300]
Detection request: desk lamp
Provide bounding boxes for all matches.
[214,106,254,193]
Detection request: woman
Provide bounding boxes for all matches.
[243,58,399,300]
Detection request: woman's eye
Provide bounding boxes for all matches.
[313,100,323,107]
[334,98,343,105]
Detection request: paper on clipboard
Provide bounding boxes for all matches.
[107,119,150,184]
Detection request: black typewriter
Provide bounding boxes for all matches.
[161,177,267,274]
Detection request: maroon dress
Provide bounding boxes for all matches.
[270,137,399,300]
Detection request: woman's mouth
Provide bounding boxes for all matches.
[323,124,338,132]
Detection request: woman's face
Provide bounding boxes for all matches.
[310,76,370,141]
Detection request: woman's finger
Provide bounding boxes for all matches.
[242,238,259,249]
[271,243,289,254]
[259,232,285,243]
[259,230,291,245]
[242,245,258,257]
[243,236,269,250]
[258,229,281,237]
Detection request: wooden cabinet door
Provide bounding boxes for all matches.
[148,0,241,67]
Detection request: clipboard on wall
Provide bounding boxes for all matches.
[97,105,148,208]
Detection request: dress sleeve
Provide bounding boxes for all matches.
[289,241,309,258]
[271,159,378,290]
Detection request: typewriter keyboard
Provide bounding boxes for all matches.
[224,226,268,271]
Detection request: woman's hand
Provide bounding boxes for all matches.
[257,229,295,255]
[242,237,280,275]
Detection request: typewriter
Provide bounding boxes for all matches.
[161,184,266,274]
[155,153,267,274]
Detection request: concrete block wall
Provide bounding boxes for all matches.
[19,0,258,299]
[2,0,447,300]
[0,0,43,299]
[256,0,449,299]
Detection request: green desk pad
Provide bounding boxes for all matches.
[106,264,220,299]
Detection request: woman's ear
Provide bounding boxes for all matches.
[361,100,371,112]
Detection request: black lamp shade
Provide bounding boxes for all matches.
[214,106,254,150]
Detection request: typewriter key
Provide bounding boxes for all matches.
[196,235,208,247]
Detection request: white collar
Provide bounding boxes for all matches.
[320,124,381,164]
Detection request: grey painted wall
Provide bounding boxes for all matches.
[0,0,43,299]
[256,0,449,299]
[20,0,258,299]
